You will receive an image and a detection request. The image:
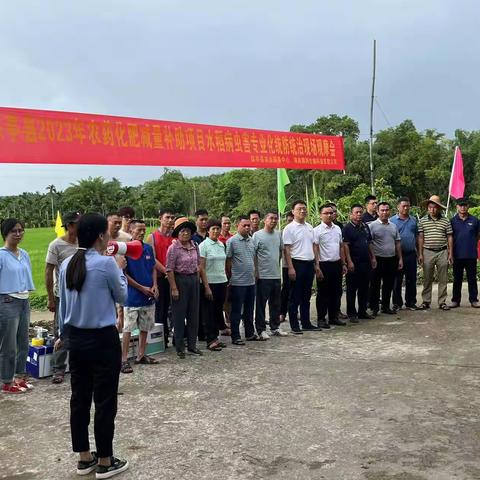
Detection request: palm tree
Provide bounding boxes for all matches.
[46,184,57,221]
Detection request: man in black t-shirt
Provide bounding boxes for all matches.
[362,195,378,223]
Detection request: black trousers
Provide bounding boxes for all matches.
[68,325,121,458]
[280,267,291,316]
[200,282,227,344]
[316,260,343,322]
[346,262,371,317]
[452,258,478,304]
[230,285,255,340]
[171,273,200,353]
[288,259,314,330]
[255,278,281,333]
[155,275,171,344]
[337,289,343,313]
[369,256,398,312]
[392,251,417,308]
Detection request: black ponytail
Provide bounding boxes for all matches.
[66,213,108,292]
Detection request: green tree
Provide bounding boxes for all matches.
[290,114,360,140]
[141,169,191,216]
[290,114,368,201]
[45,184,57,221]
[373,120,451,204]
[454,129,480,201]
[62,177,121,214]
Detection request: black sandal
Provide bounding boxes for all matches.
[232,339,245,345]
[135,355,159,364]
[207,341,222,351]
[121,361,133,373]
[52,372,64,384]
[439,303,450,311]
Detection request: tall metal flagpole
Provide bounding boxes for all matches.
[369,39,377,195]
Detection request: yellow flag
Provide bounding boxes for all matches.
[55,211,65,238]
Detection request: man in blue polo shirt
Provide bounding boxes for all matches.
[391,197,419,311]
[120,220,158,373]
[450,198,480,308]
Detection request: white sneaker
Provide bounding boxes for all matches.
[271,329,288,337]
[259,331,270,341]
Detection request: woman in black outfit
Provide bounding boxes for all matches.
[56,213,129,479]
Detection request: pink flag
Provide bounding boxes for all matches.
[449,146,465,199]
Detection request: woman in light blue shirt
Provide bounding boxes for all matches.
[56,213,129,478]
[0,218,35,394]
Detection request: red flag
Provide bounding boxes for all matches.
[449,146,465,199]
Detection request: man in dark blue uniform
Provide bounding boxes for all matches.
[450,198,480,308]
[342,204,377,321]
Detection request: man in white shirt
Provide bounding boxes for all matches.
[282,200,320,334]
[314,204,347,328]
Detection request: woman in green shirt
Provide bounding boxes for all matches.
[199,219,228,351]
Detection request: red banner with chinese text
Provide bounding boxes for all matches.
[0,107,344,170]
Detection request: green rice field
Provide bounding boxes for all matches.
[22,228,57,300]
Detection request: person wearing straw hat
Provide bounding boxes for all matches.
[418,195,453,311]
[166,217,202,358]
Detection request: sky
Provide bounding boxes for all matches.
[0,0,479,195]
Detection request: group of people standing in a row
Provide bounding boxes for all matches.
[0,193,478,478]
[138,207,289,362]
[352,194,479,316]
[271,193,479,339]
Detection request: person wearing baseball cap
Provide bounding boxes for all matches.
[45,211,81,384]
[418,195,453,311]
[450,198,480,308]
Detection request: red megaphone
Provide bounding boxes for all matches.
[106,240,143,260]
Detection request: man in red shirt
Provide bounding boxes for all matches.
[219,215,233,244]
[146,208,175,347]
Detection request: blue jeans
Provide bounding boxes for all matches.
[0,295,30,383]
[230,285,255,341]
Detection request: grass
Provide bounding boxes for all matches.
[22,228,56,302]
